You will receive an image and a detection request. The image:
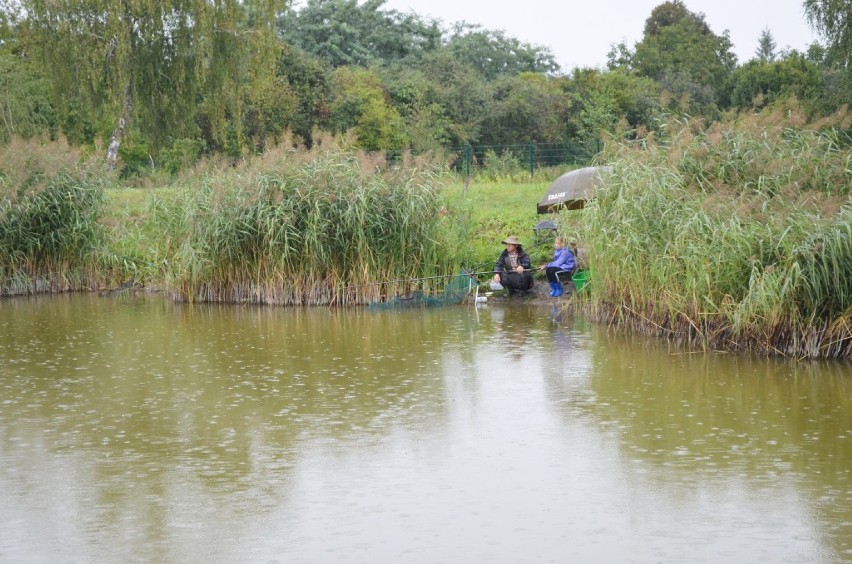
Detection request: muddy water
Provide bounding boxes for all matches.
[0,294,850,562]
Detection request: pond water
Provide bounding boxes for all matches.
[0,294,850,563]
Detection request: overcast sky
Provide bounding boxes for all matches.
[381,0,820,71]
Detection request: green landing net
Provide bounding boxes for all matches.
[366,270,477,309]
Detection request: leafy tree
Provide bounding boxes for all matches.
[803,0,852,109]
[606,42,636,72]
[379,67,451,151]
[328,66,407,150]
[643,0,711,36]
[804,42,852,109]
[10,0,282,166]
[724,51,827,112]
[279,0,441,68]
[381,67,433,117]
[402,103,453,152]
[0,55,54,142]
[241,74,300,152]
[755,28,778,62]
[444,23,559,80]
[479,73,570,145]
[563,68,662,143]
[276,44,333,146]
[417,50,493,145]
[804,0,852,67]
[612,1,737,116]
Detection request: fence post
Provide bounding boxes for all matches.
[463,145,472,195]
[527,143,534,178]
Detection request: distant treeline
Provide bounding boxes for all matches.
[0,0,849,177]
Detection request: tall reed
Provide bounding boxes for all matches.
[151,149,458,305]
[578,112,852,358]
[0,150,114,295]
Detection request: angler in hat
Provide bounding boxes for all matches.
[492,235,534,297]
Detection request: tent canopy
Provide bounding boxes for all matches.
[537,166,611,214]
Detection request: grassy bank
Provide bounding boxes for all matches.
[441,180,555,273]
[1,113,850,358]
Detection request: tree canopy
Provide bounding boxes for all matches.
[610,1,737,116]
[278,0,442,68]
[443,23,559,80]
[725,52,827,111]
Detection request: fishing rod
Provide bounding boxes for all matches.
[342,268,498,290]
[342,266,551,291]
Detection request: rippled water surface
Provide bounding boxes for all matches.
[1,294,850,562]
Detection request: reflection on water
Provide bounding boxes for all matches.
[0,295,849,562]
[547,331,852,562]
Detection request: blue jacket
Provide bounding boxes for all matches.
[545,247,575,272]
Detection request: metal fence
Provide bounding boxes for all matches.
[448,140,601,178]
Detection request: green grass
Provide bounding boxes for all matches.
[441,179,577,273]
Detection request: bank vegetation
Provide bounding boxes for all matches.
[1,108,850,359]
[576,107,851,358]
[0,136,462,305]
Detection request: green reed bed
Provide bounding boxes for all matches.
[0,163,121,295]
[579,116,852,358]
[151,151,459,305]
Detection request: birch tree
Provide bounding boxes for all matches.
[10,0,284,166]
[804,0,852,67]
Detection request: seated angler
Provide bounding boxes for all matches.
[538,235,575,297]
[492,235,534,297]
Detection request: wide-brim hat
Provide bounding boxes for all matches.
[501,235,521,245]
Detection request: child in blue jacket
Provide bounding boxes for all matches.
[539,236,575,297]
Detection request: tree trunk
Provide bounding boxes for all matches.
[106,84,133,169]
